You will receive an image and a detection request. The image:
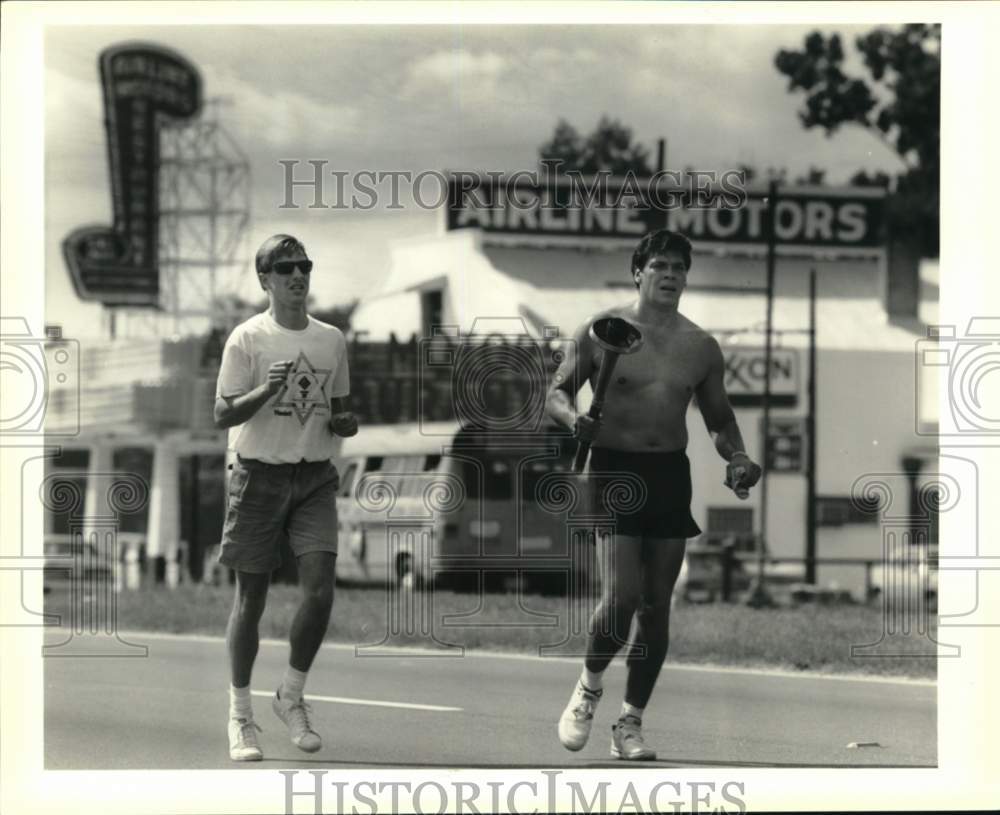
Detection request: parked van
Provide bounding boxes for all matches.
[333,422,597,593]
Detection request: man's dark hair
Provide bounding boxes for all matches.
[255,234,307,276]
[630,229,692,287]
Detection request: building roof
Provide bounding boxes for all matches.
[482,244,885,300]
[508,280,925,352]
[351,231,932,352]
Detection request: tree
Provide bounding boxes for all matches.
[793,166,827,186]
[311,299,358,333]
[775,24,940,255]
[539,116,654,176]
[729,163,824,185]
[212,292,268,332]
[539,119,585,170]
[849,169,891,189]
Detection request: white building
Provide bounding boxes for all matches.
[351,177,939,595]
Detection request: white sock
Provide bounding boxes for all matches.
[280,666,308,703]
[580,667,604,692]
[621,702,644,721]
[229,684,252,720]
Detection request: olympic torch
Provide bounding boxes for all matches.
[573,316,644,472]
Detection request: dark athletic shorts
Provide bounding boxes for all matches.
[589,447,702,539]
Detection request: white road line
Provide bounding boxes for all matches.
[251,690,462,712]
[109,629,936,687]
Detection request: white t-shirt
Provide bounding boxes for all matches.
[216,312,350,463]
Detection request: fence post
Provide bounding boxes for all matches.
[721,541,735,602]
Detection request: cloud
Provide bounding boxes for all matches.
[45,66,106,168]
[402,49,509,97]
[411,49,507,81]
[41,24,914,319]
[200,65,361,152]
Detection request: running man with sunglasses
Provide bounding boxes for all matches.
[214,234,358,761]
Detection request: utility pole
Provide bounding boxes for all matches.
[806,268,818,584]
[747,179,778,608]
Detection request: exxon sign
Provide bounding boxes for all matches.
[723,347,798,407]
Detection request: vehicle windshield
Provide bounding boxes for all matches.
[452,433,572,502]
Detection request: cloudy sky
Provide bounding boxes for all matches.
[45,23,904,338]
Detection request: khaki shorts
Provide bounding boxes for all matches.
[219,456,339,574]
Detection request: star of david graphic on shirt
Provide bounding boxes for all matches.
[273,351,332,426]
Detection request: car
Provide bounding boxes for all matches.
[43,538,113,592]
[867,542,938,609]
[677,542,752,603]
[333,422,597,595]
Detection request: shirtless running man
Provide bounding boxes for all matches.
[547,228,761,760]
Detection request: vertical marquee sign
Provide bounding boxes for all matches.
[63,44,202,307]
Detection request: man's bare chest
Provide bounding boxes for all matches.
[592,334,707,397]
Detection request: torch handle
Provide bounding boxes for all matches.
[573,350,623,472]
[572,438,593,474]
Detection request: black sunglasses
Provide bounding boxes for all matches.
[271,260,313,275]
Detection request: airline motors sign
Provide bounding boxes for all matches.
[446,174,885,249]
[63,44,202,307]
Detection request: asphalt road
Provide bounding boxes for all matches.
[44,630,935,769]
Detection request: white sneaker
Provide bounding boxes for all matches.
[557,681,603,751]
[610,715,656,761]
[228,717,263,761]
[272,690,322,753]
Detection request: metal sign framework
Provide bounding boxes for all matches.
[115,100,252,338]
